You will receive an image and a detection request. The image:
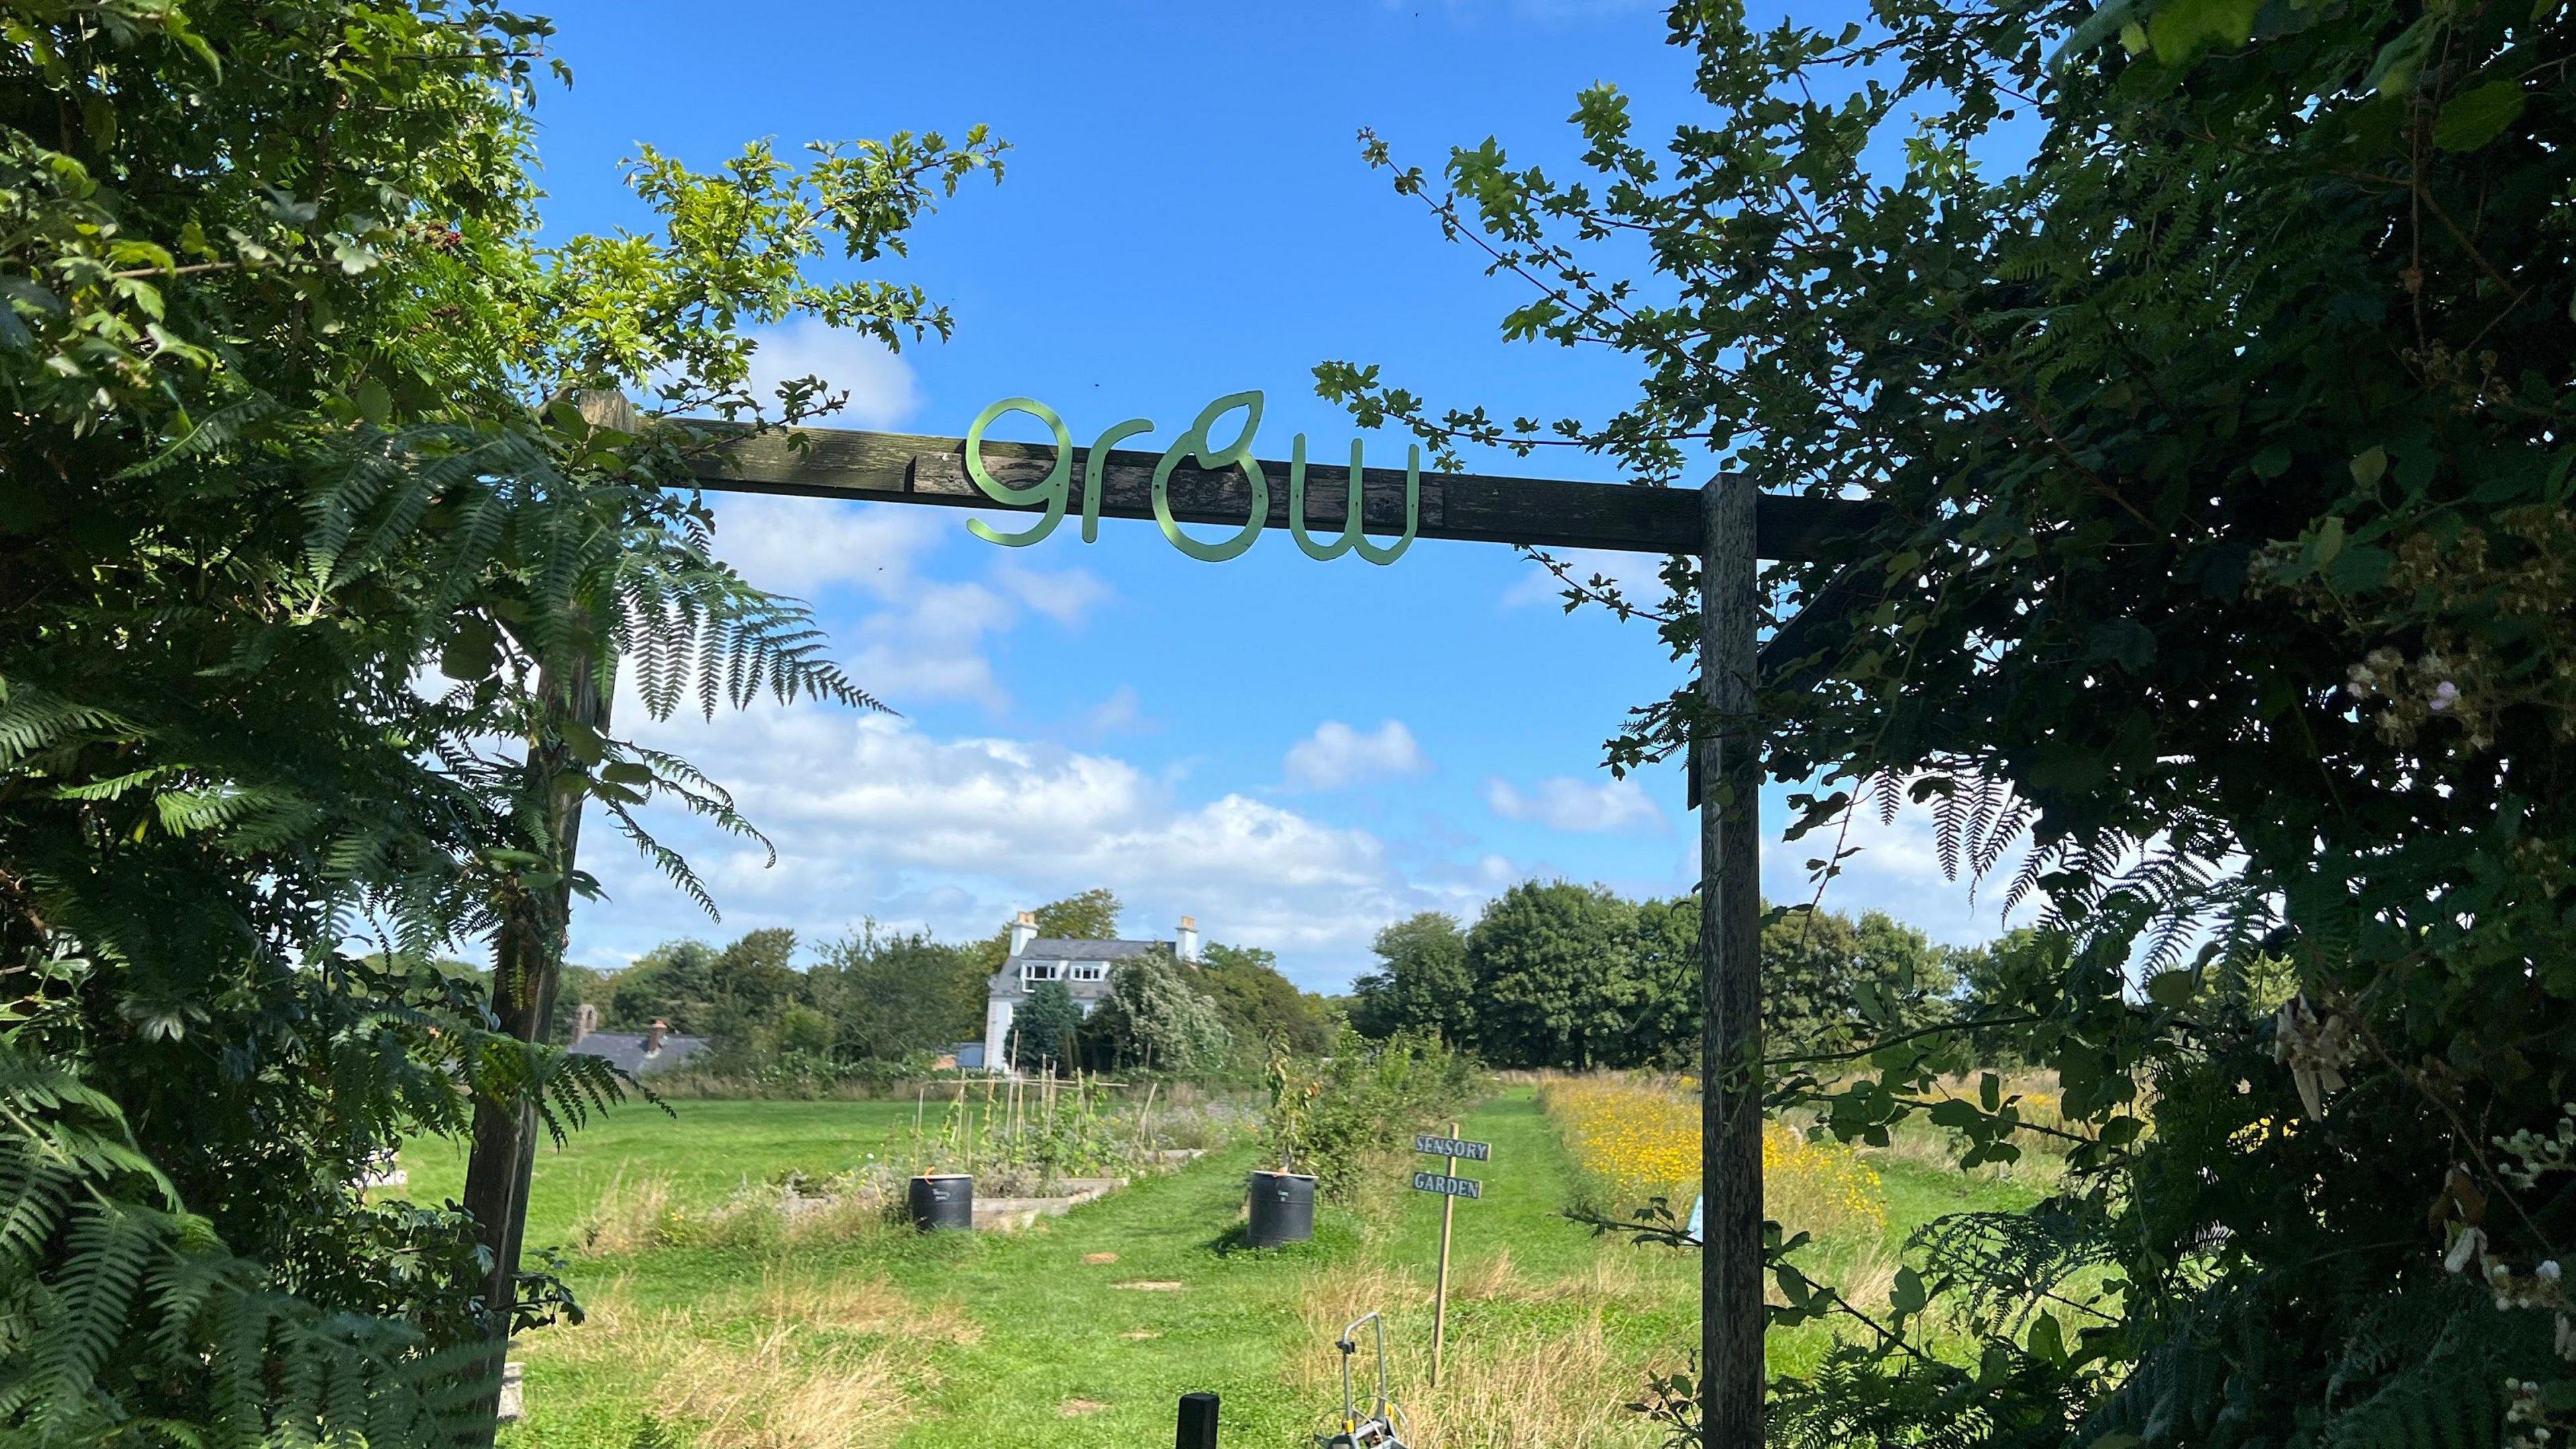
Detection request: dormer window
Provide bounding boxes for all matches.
[1070,963,1106,982]
[1022,961,1063,983]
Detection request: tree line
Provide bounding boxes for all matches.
[558,888,1338,1079]
[1350,879,2052,1071]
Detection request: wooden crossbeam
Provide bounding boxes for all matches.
[683,421,1876,564]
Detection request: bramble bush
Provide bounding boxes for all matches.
[1265,1030,1480,1203]
[1333,0,2576,1443]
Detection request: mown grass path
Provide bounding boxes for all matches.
[479,1086,2041,1447]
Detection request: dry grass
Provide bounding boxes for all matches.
[1290,1260,1665,1448]
[519,1275,969,1449]
[572,1166,680,1254]
[572,1167,893,1256]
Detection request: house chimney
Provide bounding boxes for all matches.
[1008,910,1038,956]
[571,1002,599,1046]
[1176,916,1200,963]
[644,1018,667,1056]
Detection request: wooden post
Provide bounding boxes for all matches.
[1699,474,1764,1447]
[1430,1118,1460,1387]
[458,641,609,1444]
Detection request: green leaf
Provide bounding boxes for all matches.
[2145,970,2197,1008]
[2049,0,2141,65]
[2349,447,2387,486]
[2028,1311,2067,1364]
[2147,0,2259,64]
[1890,1267,1929,1316]
[2314,515,2347,566]
[2433,81,2524,152]
[2250,443,2291,479]
[437,619,496,682]
[2365,15,2437,96]
[2086,619,2157,672]
[354,378,390,425]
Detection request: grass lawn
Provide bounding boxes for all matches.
[423,1085,2044,1448]
[398,1097,918,1250]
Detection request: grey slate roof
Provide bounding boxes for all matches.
[1020,937,1169,961]
[568,1031,710,1076]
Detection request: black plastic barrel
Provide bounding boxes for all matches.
[907,1173,972,1232]
[1245,1169,1315,1248]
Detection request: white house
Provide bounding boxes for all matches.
[981,911,1200,1073]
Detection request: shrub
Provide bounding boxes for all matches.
[1264,1030,1479,1203]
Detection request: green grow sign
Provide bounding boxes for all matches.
[962,390,1419,565]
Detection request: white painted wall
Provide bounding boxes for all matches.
[982,996,1015,1073]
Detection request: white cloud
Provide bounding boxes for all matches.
[1485,774,1664,833]
[578,703,1479,988]
[707,494,946,601]
[1284,720,1430,790]
[1499,546,1679,612]
[993,559,1110,627]
[698,499,1113,714]
[744,317,920,429]
[1083,684,1152,736]
[841,579,1020,709]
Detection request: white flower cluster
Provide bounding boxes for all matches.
[2510,1377,2570,1449]
[2342,645,2492,749]
[2272,996,2359,1120]
[2500,1106,2576,1191]
[2443,1225,2576,1363]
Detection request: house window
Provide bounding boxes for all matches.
[1071,963,1106,982]
[1022,962,1063,984]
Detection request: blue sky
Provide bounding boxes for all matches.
[547,0,2009,989]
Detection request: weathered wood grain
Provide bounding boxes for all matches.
[681,420,1878,561]
[1699,475,1766,1449]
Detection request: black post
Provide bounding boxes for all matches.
[1699,474,1764,1446]
[1176,1391,1220,1449]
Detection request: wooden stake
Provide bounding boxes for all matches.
[1431,1118,1459,1388]
[1700,474,1765,1447]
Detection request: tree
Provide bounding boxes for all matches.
[609,938,718,1032]
[1081,949,1230,1075]
[702,926,800,1057]
[1334,0,2576,1440]
[1622,894,1701,1067]
[1008,982,1085,1073]
[1349,912,1472,1045]
[1464,881,1641,1069]
[1193,941,1335,1057]
[1033,888,1121,940]
[1,1,1002,1440]
[1760,904,1955,1059]
[808,924,985,1064]
[963,887,1124,987]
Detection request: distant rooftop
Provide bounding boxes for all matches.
[568,1030,710,1076]
[1015,937,1170,961]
